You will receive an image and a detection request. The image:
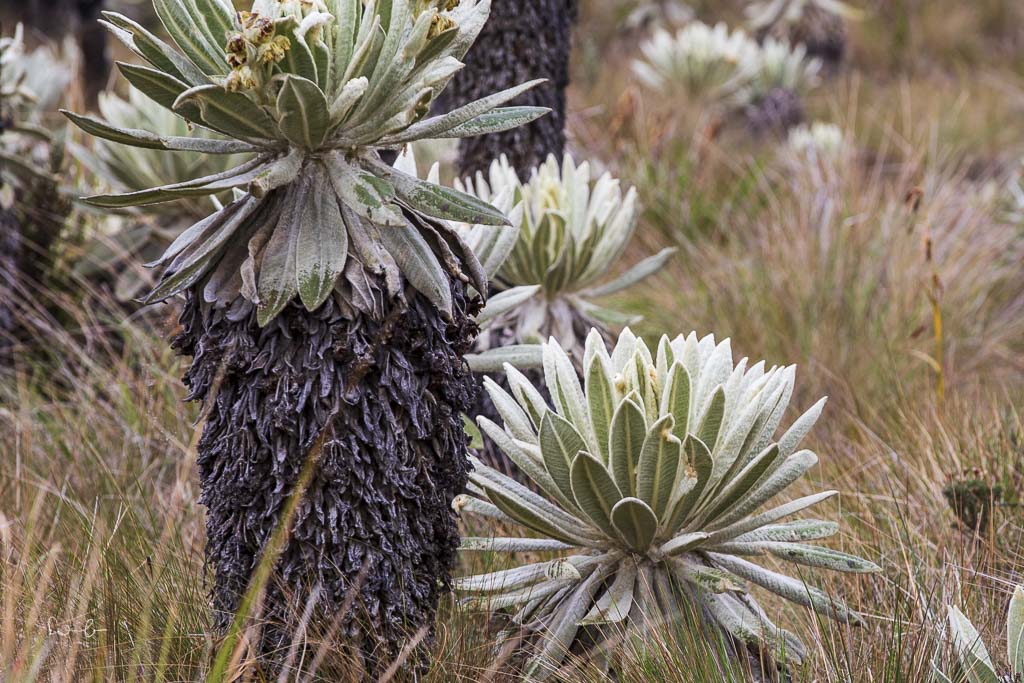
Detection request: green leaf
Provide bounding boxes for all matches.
[636,415,681,521]
[708,450,820,531]
[82,156,273,208]
[361,156,510,226]
[582,247,676,298]
[463,575,577,611]
[439,106,551,138]
[100,11,209,85]
[570,452,622,539]
[276,75,330,149]
[610,497,659,551]
[540,412,587,508]
[152,0,225,74]
[193,0,233,50]
[947,605,1000,683]
[477,418,576,513]
[144,197,259,303]
[456,559,573,593]
[506,366,551,429]
[581,562,637,625]
[476,285,540,325]
[465,345,543,373]
[376,222,453,317]
[662,361,692,442]
[697,445,781,526]
[609,398,646,498]
[325,153,405,226]
[709,553,863,625]
[61,111,256,153]
[779,397,827,457]
[660,531,709,556]
[378,79,547,144]
[329,0,358,94]
[764,543,880,574]
[257,181,306,325]
[481,484,587,547]
[524,567,607,681]
[1009,586,1024,677]
[697,386,726,450]
[665,435,713,530]
[707,491,838,545]
[673,558,746,594]
[482,377,535,442]
[586,354,616,465]
[295,167,347,311]
[459,537,575,553]
[731,520,839,544]
[329,76,369,123]
[175,85,279,142]
[117,63,201,121]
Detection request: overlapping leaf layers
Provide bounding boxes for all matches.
[453,154,673,483]
[390,147,538,351]
[735,37,821,135]
[456,329,879,680]
[1,25,73,344]
[65,0,547,673]
[746,0,861,66]
[942,585,1024,683]
[455,154,675,368]
[73,89,253,300]
[632,21,759,102]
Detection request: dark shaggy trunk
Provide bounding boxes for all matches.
[472,304,613,482]
[0,135,71,361]
[762,5,847,71]
[9,0,110,105]
[174,279,479,677]
[444,0,578,178]
[742,87,805,137]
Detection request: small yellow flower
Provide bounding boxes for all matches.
[428,14,456,40]
[258,35,291,64]
[225,65,258,92]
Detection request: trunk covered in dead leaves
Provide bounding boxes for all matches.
[446,0,578,178]
[174,277,479,677]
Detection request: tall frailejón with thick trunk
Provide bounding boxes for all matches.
[65,0,547,674]
[444,0,577,177]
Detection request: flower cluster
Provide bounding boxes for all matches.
[224,11,293,91]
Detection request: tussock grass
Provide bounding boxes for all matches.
[3,0,1024,680]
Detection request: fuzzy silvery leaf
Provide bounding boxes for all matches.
[452,154,675,359]
[457,329,878,678]
[66,0,544,324]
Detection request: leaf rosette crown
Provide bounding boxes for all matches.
[456,329,879,678]
[65,0,548,324]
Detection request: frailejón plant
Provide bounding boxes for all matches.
[67,0,547,324]
[938,585,1024,683]
[73,89,253,300]
[746,0,863,31]
[733,37,821,107]
[65,0,545,673]
[393,146,543,368]
[457,328,879,680]
[1,24,73,342]
[453,154,675,367]
[786,121,846,158]
[746,0,860,68]
[632,21,759,100]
